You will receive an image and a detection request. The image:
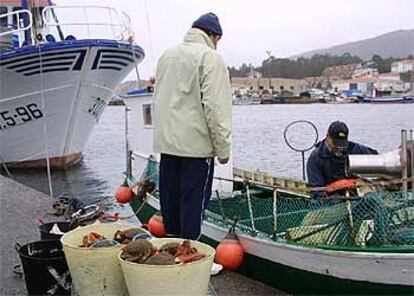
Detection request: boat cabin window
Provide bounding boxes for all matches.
[0,7,7,28]
[142,104,153,127]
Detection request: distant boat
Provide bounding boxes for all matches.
[358,95,414,104]
[260,94,321,104]
[0,1,144,168]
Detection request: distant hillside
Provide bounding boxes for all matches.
[293,29,414,60]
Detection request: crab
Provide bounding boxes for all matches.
[144,252,175,265]
[174,240,198,257]
[114,228,147,244]
[80,232,105,247]
[120,239,155,263]
[159,242,180,256]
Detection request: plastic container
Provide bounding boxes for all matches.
[119,238,215,296]
[15,240,71,296]
[39,221,74,240]
[61,221,143,296]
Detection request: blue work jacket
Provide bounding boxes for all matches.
[306,139,378,198]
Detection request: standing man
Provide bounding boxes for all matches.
[153,13,232,239]
[307,121,378,198]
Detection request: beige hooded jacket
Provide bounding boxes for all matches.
[153,28,232,159]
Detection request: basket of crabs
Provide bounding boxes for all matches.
[118,237,215,296]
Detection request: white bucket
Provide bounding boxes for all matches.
[119,238,215,296]
[61,222,144,296]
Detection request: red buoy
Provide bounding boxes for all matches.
[115,181,133,204]
[215,222,244,270]
[147,212,166,237]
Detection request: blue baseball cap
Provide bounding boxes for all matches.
[192,12,223,36]
[328,121,349,147]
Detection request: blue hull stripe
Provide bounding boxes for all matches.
[98,66,122,71]
[7,55,77,69]
[0,49,87,66]
[100,60,129,67]
[16,62,74,73]
[0,39,145,62]
[101,54,134,63]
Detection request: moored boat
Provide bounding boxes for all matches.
[358,95,414,104]
[0,0,144,168]
[122,89,414,295]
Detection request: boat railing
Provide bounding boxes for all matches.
[42,5,134,42]
[0,9,33,37]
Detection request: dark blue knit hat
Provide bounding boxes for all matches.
[192,12,222,36]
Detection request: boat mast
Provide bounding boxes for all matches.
[47,0,64,41]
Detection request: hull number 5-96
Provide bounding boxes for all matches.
[0,103,44,130]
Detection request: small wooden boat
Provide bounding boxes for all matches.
[123,90,414,295]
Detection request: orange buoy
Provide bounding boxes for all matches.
[325,178,358,194]
[147,212,166,237]
[115,181,133,204]
[215,221,244,270]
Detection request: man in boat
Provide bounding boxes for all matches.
[306,121,378,198]
[153,13,232,239]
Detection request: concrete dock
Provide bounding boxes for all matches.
[0,175,285,295]
[0,175,58,295]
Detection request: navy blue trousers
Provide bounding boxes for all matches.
[159,154,215,240]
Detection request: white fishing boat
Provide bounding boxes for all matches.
[0,0,144,168]
[121,88,414,295]
[359,95,414,104]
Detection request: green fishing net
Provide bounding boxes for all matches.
[139,158,414,250]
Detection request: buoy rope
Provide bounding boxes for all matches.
[98,195,148,222]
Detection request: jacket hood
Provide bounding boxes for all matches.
[183,28,215,50]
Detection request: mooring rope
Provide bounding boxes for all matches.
[33,1,54,198]
[0,155,13,178]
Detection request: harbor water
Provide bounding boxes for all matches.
[3,104,414,204]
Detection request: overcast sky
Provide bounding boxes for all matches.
[54,0,413,79]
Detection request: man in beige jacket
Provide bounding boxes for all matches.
[153,12,232,239]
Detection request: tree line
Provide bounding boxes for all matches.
[228,53,413,79]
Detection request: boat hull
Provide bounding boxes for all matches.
[2,152,82,169]
[0,40,144,168]
[130,195,414,295]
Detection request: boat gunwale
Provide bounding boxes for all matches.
[142,192,414,255]
[0,39,145,61]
